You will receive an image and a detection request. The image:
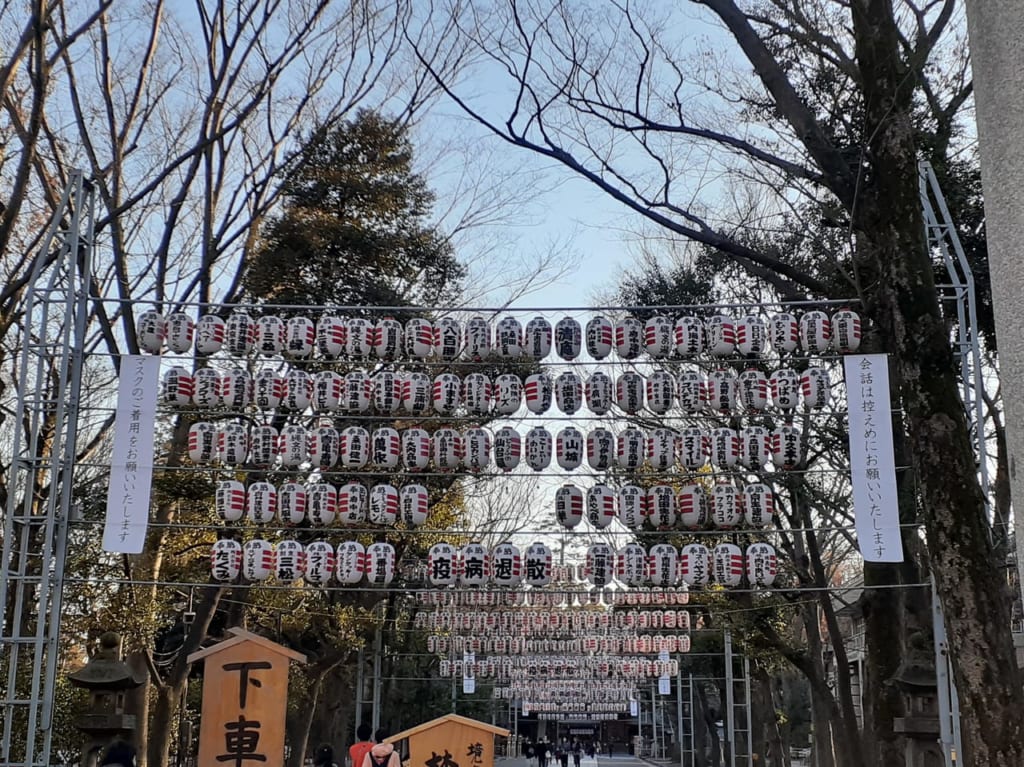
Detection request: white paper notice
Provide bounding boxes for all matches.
[103,354,160,553]
[463,652,476,694]
[844,354,904,563]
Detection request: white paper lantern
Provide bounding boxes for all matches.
[525,373,553,414]
[432,427,463,471]
[644,315,673,358]
[165,312,194,354]
[494,426,522,472]
[614,316,643,359]
[677,484,709,528]
[490,373,522,415]
[615,372,645,414]
[336,541,366,585]
[278,424,307,467]
[373,371,402,414]
[345,317,374,358]
[225,312,256,357]
[464,316,492,360]
[833,309,862,353]
[460,543,490,586]
[304,542,336,585]
[366,427,398,469]
[249,425,277,468]
[369,484,399,526]
[282,369,312,412]
[771,425,802,469]
[316,315,347,359]
[215,480,246,522]
[584,544,615,587]
[585,371,613,415]
[278,482,307,524]
[676,369,706,413]
[429,543,459,586]
[555,484,584,529]
[337,482,367,525]
[801,367,831,409]
[211,539,242,582]
[525,542,553,587]
[673,316,704,356]
[551,426,583,471]
[713,543,744,587]
[401,372,431,414]
[218,423,249,465]
[463,373,492,415]
[191,368,219,408]
[770,312,799,354]
[366,542,396,586]
[404,318,434,359]
[616,427,646,470]
[136,310,166,354]
[433,316,462,360]
[284,316,315,359]
[400,427,431,472]
[400,484,429,526]
[312,371,344,412]
[243,539,275,581]
[746,542,778,587]
[247,481,277,524]
[524,426,552,471]
[188,422,217,463]
[616,544,648,587]
[496,315,524,358]
[743,483,775,527]
[799,310,831,355]
[705,315,736,356]
[648,543,679,587]
[432,373,461,414]
[711,483,742,528]
[491,542,524,587]
[371,317,403,360]
[738,368,769,411]
[680,544,711,586]
[307,483,338,526]
[769,368,801,410]
[644,370,674,415]
[706,369,737,412]
[251,369,283,410]
[195,314,226,356]
[549,371,582,416]
[709,427,740,469]
[586,316,613,359]
[587,427,615,470]
[678,427,708,470]
[739,426,771,469]
[587,484,617,529]
[524,316,552,359]
[340,425,370,469]
[255,315,285,356]
[461,427,490,471]
[219,368,252,410]
[647,486,677,529]
[162,367,193,407]
[646,428,677,471]
[736,314,768,357]
[554,316,582,360]
[343,371,371,413]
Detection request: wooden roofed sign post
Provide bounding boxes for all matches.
[388,715,510,767]
[187,627,307,767]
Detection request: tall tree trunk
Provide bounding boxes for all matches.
[286,668,329,767]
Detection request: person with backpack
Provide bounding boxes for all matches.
[362,728,401,767]
[349,723,375,767]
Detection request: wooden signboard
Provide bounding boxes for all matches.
[389,714,509,767]
[188,627,306,767]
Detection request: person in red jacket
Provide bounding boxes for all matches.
[350,724,374,767]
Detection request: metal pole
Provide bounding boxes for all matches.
[743,658,753,767]
[355,648,365,729]
[651,683,659,759]
[677,664,685,767]
[932,578,958,767]
[372,622,383,731]
[688,675,695,767]
[724,630,736,767]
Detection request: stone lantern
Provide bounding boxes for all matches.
[68,632,145,766]
[891,632,943,767]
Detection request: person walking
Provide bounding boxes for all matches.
[572,741,582,767]
[349,723,375,767]
[537,740,550,767]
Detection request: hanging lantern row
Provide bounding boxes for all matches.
[163,363,833,419]
[415,586,691,608]
[557,481,778,531]
[213,479,430,527]
[428,633,692,657]
[211,539,397,585]
[496,681,639,698]
[525,702,632,714]
[438,656,681,679]
[138,308,861,361]
[416,608,691,634]
[535,713,621,721]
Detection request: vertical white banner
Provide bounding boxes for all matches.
[463,651,476,694]
[844,354,905,563]
[103,355,160,553]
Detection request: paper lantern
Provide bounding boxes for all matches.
[525,542,553,587]
[369,484,399,526]
[680,544,711,586]
[584,543,615,586]
[496,315,524,358]
[713,543,744,587]
[586,316,613,359]
[401,372,431,414]
[645,370,674,415]
[525,373,553,414]
[771,425,802,469]
[433,316,462,360]
[644,315,673,358]
[705,315,736,356]
[647,428,676,471]
[770,311,799,354]
[340,425,370,469]
[225,312,256,356]
[255,315,285,355]
[432,427,463,471]
[736,314,768,357]
[316,315,346,359]
[464,316,492,360]
[211,540,242,582]
[219,368,252,410]
[706,369,737,413]
[282,369,312,412]
[187,422,217,463]
[616,427,645,470]
[554,426,584,470]
[136,310,166,354]
[251,369,284,410]
[833,309,862,353]
[462,373,492,415]
[247,481,277,524]
[524,426,553,471]
[215,480,246,522]
[647,485,677,529]
[738,368,769,411]
[678,427,708,470]
[672,316,703,356]
[304,542,336,585]
[307,483,338,526]
[278,482,307,524]
[747,543,778,587]
[404,317,434,359]
[195,314,226,355]
[800,310,831,355]
[676,369,706,414]
[345,317,374,358]
[494,426,522,472]
[463,427,492,471]
[587,484,617,529]
[677,484,709,528]
[312,371,344,412]
[165,312,194,354]
[524,316,552,359]
[191,368,219,408]
[711,483,742,528]
[278,424,307,467]
[337,482,367,525]
[373,370,402,414]
[614,316,644,359]
[616,372,645,414]
[770,368,801,410]
[586,371,613,415]
[369,317,402,360]
[400,484,429,526]
[400,427,430,472]
[430,373,460,414]
[161,366,193,407]
[365,543,396,586]
[740,426,771,469]
[429,543,459,586]
[492,373,522,415]
[801,367,831,409]
[249,425,277,468]
[743,483,775,527]
[710,427,740,469]
[555,484,584,529]
[242,540,275,582]
[587,427,615,470]
[336,541,366,585]
[367,427,398,469]
[616,544,647,587]
[460,543,491,586]
[648,544,679,587]
[555,371,583,415]
[617,484,644,529]
[554,316,582,360]
[218,423,249,465]
[491,542,524,587]
[284,316,315,359]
